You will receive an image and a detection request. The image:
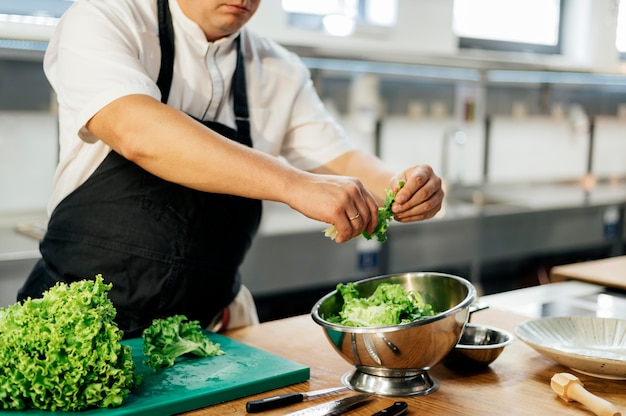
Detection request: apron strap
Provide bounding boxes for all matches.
[156,0,174,104]
[233,36,251,146]
[156,0,251,147]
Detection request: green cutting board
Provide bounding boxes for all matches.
[0,332,310,415]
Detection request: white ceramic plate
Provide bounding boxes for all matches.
[515,316,626,379]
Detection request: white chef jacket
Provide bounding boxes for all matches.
[44,0,354,213]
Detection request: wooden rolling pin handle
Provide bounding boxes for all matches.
[567,382,621,416]
[551,373,621,416]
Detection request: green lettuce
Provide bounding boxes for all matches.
[0,275,138,411]
[327,282,436,327]
[323,180,405,243]
[142,315,224,370]
[362,180,405,243]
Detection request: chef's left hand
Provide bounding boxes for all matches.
[390,165,444,222]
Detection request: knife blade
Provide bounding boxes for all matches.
[282,393,373,416]
[245,386,348,413]
[371,401,408,416]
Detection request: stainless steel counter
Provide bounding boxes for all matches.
[240,182,625,297]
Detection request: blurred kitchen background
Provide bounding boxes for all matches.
[0,0,625,322]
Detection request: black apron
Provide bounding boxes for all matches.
[18,0,261,339]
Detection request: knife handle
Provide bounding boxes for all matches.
[372,401,408,416]
[246,392,305,413]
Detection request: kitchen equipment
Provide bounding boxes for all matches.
[443,323,513,369]
[311,272,476,396]
[282,393,373,416]
[551,372,622,416]
[0,332,309,416]
[189,305,626,416]
[245,386,347,412]
[516,316,626,379]
[372,401,408,415]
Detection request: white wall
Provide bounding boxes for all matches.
[487,116,589,183]
[592,117,626,179]
[378,117,484,185]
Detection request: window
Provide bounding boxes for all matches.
[453,0,563,54]
[282,0,397,37]
[0,0,73,23]
[0,0,74,51]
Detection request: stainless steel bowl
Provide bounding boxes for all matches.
[443,323,513,370]
[311,272,476,397]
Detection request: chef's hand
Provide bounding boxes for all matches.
[390,165,444,222]
[289,173,379,244]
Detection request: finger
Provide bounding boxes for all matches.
[364,193,380,234]
[394,166,431,205]
[344,209,359,233]
[395,171,441,215]
[395,188,444,222]
[333,181,380,242]
[347,211,361,222]
[351,189,379,236]
[346,204,368,237]
[333,208,361,243]
[400,184,443,218]
[340,197,377,241]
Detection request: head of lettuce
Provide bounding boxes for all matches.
[0,275,139,411]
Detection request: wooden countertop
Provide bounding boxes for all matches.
[183,306,626,416]
[551,255,626,290]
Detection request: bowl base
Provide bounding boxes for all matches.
[342,369,439,397]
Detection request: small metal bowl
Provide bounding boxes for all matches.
[443,323,513,370]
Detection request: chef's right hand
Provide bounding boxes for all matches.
[288,174,379,243]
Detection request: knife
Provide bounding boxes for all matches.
[282,393,373,416]
[371,401,408,416]
[245,386,348,413]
